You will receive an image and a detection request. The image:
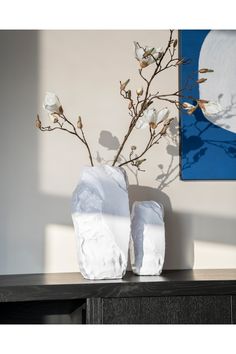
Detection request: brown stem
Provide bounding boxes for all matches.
[112,129,134,166]
[112,30,174,167]
[61,114,94,166]
[118,135,162,167]
[40,113,94,166]
[118,131,162,168]
[119,116,174,169]
[80,127,94,166]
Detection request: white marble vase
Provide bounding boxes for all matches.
[130,201,165,276]
[71,165,130,280]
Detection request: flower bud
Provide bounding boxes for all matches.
[160,125,168,135]
[149,122,157,129]
[136,158,146,166]
[131,145,137,150]
[176,58,185,65]
[182,102,192,109]
[59,105,64,114]
[142,100,153,110]
[77,116,83,129]
[197,78,207,84]
[120,79,130,91]
[143,48,154,58]
[160,118,174,135]
[35,114,41,129]
[173,39,178,48]
[182,102,197,114]
[197,99,209,104]
[126,90,132,99]
[43,92,61,114]
[140,60,149,69]
[187,107,197,115]
[199,68,214,73]
[136,87,143,96]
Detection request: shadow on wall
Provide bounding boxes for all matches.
[97,125,193,269]
[97,118,179,190]
[98,124,236,269]
[0,31,71,274]
[129,185,194,270]
[129,185,236,269]
[182,105,236,173]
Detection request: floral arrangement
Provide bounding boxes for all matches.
[36,30,218,172]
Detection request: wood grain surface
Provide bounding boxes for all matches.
[1,270,236,302]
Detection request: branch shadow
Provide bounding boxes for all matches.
[97,125,194,269]
[181,100,236,175]
[98,130,120,151]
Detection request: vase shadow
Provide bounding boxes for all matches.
[128,185,194,270]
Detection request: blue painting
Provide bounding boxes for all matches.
[180,30,236,180]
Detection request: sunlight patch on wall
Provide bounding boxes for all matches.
[44,224,79,273]
[194,240,236,269]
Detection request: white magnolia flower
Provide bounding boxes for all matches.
[43,92,61,114]
[136,107,170,129]
[134,42,163,68]
[182,102,195,110]
[182,102,197,114]
[199,100,223,118]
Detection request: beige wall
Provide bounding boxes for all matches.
[0,30,236,274]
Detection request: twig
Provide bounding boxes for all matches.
[39,113,94,166]
[112,30,175,167]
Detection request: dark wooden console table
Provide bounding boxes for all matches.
[0,269,236,324]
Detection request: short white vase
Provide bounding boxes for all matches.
[71,165,130,280]
[130,201,165,276]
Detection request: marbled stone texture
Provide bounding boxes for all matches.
[130,201,165,276]
[72,165,130,280]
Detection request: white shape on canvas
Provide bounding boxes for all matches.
[130,201,165,276]
[199,30,236,133]
[71,165,130,280]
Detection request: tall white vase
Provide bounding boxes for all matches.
[71,165,130,280]
[130,201,165,276]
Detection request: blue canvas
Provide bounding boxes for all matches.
[180,30,236,180]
